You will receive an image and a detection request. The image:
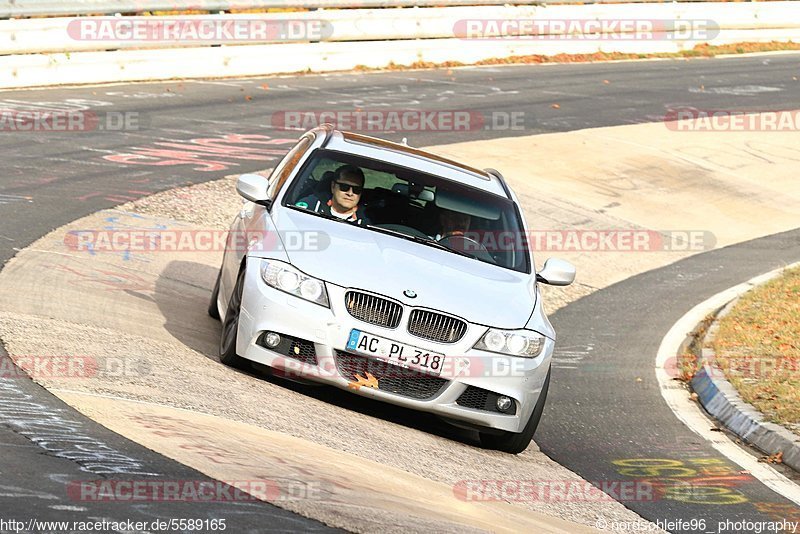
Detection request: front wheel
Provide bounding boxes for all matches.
[218,266,248,369]
[479,368,550,454]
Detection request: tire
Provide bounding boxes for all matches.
[218,266,248,369]
[479,368,551,454]
[208,269,222,320]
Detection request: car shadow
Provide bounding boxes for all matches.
[153,259,483,449]
[152,259,221,360]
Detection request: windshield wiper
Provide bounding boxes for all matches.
[365,225,473,258]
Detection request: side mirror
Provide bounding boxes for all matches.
[236,173,272,207]
[536,258,576,286]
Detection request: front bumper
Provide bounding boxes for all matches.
[236,260,552,433]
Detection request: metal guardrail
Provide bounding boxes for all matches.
[0,0,536,18]
[2,0,798,89]
[0,0,723,19]
[8,4,797,56]
[4,2,799,56]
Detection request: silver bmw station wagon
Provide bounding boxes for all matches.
[209,125,575,453]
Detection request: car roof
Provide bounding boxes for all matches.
[317,127,509,198]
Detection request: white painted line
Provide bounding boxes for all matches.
[655,260,800,506]
[49,505,88,512]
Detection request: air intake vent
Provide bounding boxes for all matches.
[407,309,467,343]
[335,350,447,400]
[345,291,402,329]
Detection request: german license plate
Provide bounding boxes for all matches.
[346,329,445,376]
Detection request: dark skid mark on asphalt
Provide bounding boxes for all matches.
[537,228,800,532]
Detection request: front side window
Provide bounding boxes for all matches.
[266,135,313,202]
[283,149,530,273]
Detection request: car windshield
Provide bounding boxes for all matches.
[282,149,530,273]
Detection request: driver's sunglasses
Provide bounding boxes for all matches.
[334,181,363,195]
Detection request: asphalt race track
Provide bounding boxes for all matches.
[538,228,800,532]
[1,55,799,530]
[0,355,334,531]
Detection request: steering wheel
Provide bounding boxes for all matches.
[437,234,496,264]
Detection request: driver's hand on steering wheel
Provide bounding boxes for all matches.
[438,230,464,240]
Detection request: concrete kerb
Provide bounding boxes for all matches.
[689,265,800,473]
[0,207,603,534]
[656,263,800,505]
[0,183,614,531]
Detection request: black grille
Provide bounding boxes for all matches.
[335,350,447,400]
[257,332,317,365]
[456,386,517,415]
[345,291,403,329]
[407,309,467,343]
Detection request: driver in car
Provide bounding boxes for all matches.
[435,209,472,240]
[433,209,498,261]
[296,165,370,226]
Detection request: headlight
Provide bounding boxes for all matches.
[260,259,329,307]
[474,329,545,358]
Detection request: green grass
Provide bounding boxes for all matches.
[713,266,800,428]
